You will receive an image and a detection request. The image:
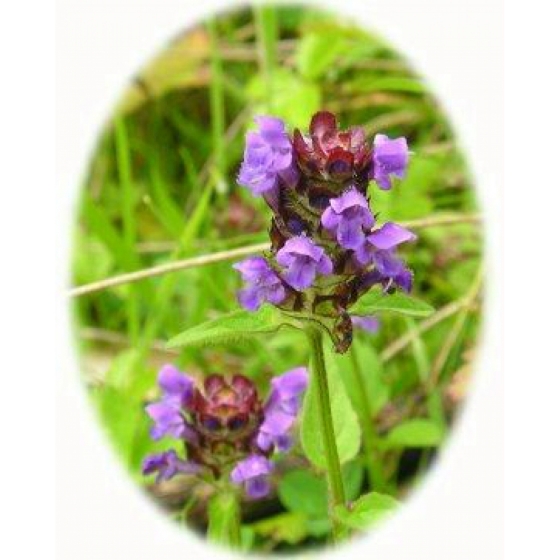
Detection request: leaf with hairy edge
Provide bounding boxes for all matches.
[351,289,434,318]
[335,492,400,531]
[166,306,295,348]
[300,342,361,470]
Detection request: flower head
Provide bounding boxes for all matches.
[142,450,200,483]
[238,116,298,196]
[276,236,333,290]
[233,257,286,311]
[143,366,308,499]
[235,111,417,353]
[371,134,409,190]
[321,187,375,250]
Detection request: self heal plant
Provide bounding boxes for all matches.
[142,364,307,543]
[168,111,433,544]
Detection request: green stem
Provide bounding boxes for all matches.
[207,492,241,548]
[306,326,346,539]
[349,345,383,490]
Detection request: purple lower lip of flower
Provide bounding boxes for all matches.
[145,401,198,443]
[233,256,287,311]
[266,367,308,414]
[142,450,201,483]
[360,254,413,293]
[354,223,415,265]
[351,315,380,333]
[237,116,299,196]
[157,364,195,407]
[270,367,308,400]
[256,409,296,452]
[257,368,308,452]
[276,236,333,290]
[321,187,375,250]
[230,455,274,499]
[371,134,409,190]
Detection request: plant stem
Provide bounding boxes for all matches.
[207,492,241,548]
[306,326,346,539]
[348,345,382,490]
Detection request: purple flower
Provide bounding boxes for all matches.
[257,367,308,452]
[233,256,287,311]
[230,455,274,499]
[355,223,416,264]
[266,367,309,415]
[351,315,380,333]
[321,187,375,250]
[145,401,187,440]
[157,364,195,408]
[145,365,198,442]
[371,134,409,190]
[276,236,333,290]
[238,116,299,196]
[355,223,415,293]
[256,410,295,452]
[142,450,200,483]
[360,253,414,293]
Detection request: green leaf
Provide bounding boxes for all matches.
[296,33,347,79]
[384,419,445,448]
[167,306,294,348]
[279,462,364,521]
[250,512,308,545]
[278,470,329,518]
[351,289,434,318]
[207,493,241,547]
[300,342,361,469]
[335,492,400,530]
[246,69,321,128]
[340,342,389,416]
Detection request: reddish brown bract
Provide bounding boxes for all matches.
[293,111,371,183]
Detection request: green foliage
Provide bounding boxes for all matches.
[278,470,329,518]
[296,33,347,79]
[340,342,389,416]
[246,69,321,128]
[351,289,434,318]
[250,512,308,545]
[335,492,400,530]
[384,418,445,448]
[300,343,361,470]
[277,462,364,538]
[167,305,296,348]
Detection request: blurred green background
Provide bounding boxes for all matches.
[71,4,482,552]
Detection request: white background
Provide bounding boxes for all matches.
[5,0,538,558]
